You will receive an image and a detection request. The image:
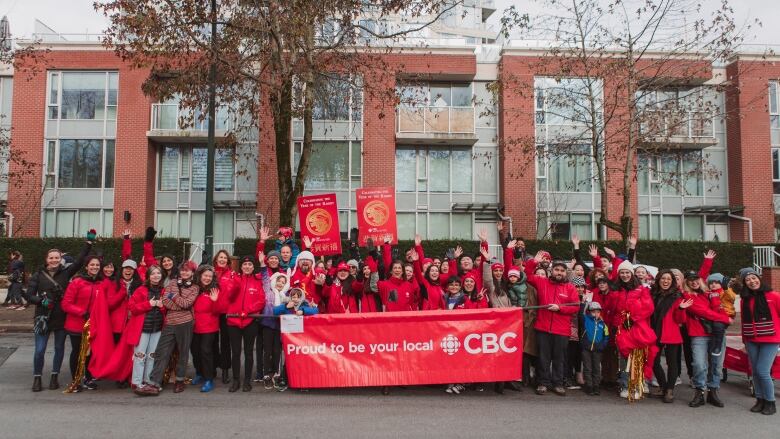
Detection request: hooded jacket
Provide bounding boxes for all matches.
[61,274,104,333]
[226,270,267,329]
[261,271,290,328]
[524,259,579,337]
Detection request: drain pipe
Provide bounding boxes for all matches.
[3,211,12,237]
[497,208,513,238]
[727,212,752,243]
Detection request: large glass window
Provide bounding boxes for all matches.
[159,145,234,192]
[397,83,473,108]
[55,139,115,189]
[639,214,704,240]
[637,151,703,196]
[49,72,118,120]
[396,212,473,240]
[292,141,361,191]
[537,144,594,192]
[536,212,598,240]
[43,209,113,237]
[307,74,363,121]
[395,147,472,193]
[770,81,780,194]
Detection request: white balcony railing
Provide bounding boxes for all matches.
[151,103,233,132]
[396,106,475,135]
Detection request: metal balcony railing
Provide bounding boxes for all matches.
[151,103,233,132]
[396,105,475,135]
[639,110,715,139]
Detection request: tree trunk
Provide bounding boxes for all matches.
[273,78,295,227]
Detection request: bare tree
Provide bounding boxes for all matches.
[498,0,763,242]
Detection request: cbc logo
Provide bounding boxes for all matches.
[440,335,461,355]
[440,333,518,355]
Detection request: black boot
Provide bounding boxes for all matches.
[688,389,705,407]
[229,379,241,393]
[706,388,724,407]
[242,378,252,392]
[494,382,504,394]
[762,401,777,415]
[750,398,765,413]
[48,373,59,390]
[221,369,231,385]
[32,376,42,392]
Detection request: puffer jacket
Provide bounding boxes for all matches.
[226,271,267,328]
[61,275,103,333]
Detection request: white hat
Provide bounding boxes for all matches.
[617,260,634,273]
[296,251,315,267]
[121,259,138,270]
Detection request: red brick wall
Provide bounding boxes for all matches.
[760,267,780,293]
[9,50,154,238]
[725,60,780,243]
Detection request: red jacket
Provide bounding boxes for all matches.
[683,291,730,337]
[124,286,168,346]
[414,244,446,310]
[61,276,104,333]
[652,295,687,345]
[524,259,579,337]
[378,275,418,312]
[104,279,126,334]
[608,285,654,329]
[193,291,224,334]
[290,270,321,307]
[324,279,379,314]
[464,292,489,309]
[226,273,267,328]
[741,290,780,343]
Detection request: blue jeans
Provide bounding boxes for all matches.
[33,329,66,376]
[746,342,779,402]
[691,336,725,390]
[132,331,161,386]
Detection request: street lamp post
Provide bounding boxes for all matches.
[204,0,217,264]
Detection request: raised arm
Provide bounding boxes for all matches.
[66,236,95,279]
[122,229,132,261]
[698,250,716,280]
[142,226,160,267]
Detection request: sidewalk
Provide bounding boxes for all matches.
[0,289,34,332]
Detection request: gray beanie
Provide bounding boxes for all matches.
[267,250,281,260]
[739,267,759,281]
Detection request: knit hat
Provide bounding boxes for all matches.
[422,258,433,267]
[179,260,198,273]
[539,251,552,261]
[121,259,138,270]
[347,259,359,269]
[617,260,634,273]
[446,275,462,286]
[278,227,293,239]
[491,262,504,272]
[589,301,602,311]
[336,262,350,272]
[463,272,478,284]
[739,267,759,281]
[507,267,521,278]
[550,260,567,270]
[571,276,586,287]
[267,250,281,260]
[240,255,256,266]
[706,273,725,286]
[296,251,316,267]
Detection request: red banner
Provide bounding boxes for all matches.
[281,309,523,388]
[356,187,398,246]
[297,193,342,256]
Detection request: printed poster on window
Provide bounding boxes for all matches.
[356,187,398,246]
[297,193,342,256]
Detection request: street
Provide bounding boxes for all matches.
[0,332,778,439]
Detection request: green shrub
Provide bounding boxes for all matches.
[0,238,186,274]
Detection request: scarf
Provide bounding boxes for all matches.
[651,289,680,339]
[741,286,775,338]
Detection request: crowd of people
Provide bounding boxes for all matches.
[10,222,780,415]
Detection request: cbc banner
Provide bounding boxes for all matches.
[281,309,523,388]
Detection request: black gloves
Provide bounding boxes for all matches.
[144,226,157,242]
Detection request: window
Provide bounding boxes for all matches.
[55,139,115,189]
[537,212,598,240]
[48,71,118,120]
[638,88,715,138]
[639,214,704,240]
[535,77,602,127]
[395,147,472,194]
[396,212,473,240]
[773,148,780,194]
[396,82,473,108]
[159,145,234,192]
[305,74,362,121]
[637,151,703,196]
[43,209,113,237]
[537,144,594,192]
[292,141,362,191]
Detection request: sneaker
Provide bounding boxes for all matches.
[15,305,26,311]
[8,305,18,310]
[552,386,566,396]
[263,375,273,390]
[273,375,288,392]
[619,388,629,398]
[253,373,263,383]
[475,384,485,392]
[191,375,203,386]
[82,379,97,391]
[675,377,682,386]
[651,377,659,387]
[200,380,214,393]
[535,385,547,395]
[454,384,466,393]
[445,384,455,394]
[566,384,581,390]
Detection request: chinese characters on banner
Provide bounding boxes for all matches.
[297,193,342,256]
[356,187,398,246]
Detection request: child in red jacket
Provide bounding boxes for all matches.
[190,265,224,393]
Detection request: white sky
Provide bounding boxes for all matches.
[1,0,778,46]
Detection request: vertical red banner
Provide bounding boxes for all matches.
[356,187,397,246]
[297,193,342,256]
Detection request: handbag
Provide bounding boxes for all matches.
[33,312,50,335]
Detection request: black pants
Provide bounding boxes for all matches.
[581,349,602,388]
[522,353,536,385]
[262,326,282,376]
[228,321,259,382]
[255,325,264,378]
[708,322,726,354]
[654,343,681,392]
[565,340,582,380]
[681,326,693,379]
[67,331,92,382]
[149,320,194,386]
[219,315,231,370]
[536,331,568,388]
[191,332,218,380]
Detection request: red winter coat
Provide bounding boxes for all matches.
[524,259,579,337]
[412,250,446,311]
[378,275,418,312]
[741,290,780,343]
[124,285,168,346]
[290,270,321,307]
[325,279,379,314]
[214,265,237,295]
[464,292,489,309]
[652,295,687,345]
[226,273,267,328]
[193,291,225,334]
[105,279,126,334]
[61,276,104,333]
[683,291,730,337]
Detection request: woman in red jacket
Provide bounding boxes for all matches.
[213,249,236,385]
[369,257,418,312]
[190,265,223,393]
[650,269,687,403]
[108,260,143,345]
[226,255,267,392]
[127,266,166,396]
[61,255,104,390]
[410,249,445,310]
[463,271,488,309]
[739,268,780,415]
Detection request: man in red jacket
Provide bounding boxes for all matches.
[525,251,580,396]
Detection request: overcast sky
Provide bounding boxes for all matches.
[1,0,778,46]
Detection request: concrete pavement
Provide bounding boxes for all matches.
[0,333,778,439]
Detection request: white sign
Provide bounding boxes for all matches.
[280,315,304,334]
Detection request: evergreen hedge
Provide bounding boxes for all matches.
[0,238,186,274]
[234,238,756,278]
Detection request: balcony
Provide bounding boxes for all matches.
[396,106,478,145]
[147,103,233,143]
[638,110,717,150]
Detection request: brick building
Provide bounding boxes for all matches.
[4,24,780,247]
